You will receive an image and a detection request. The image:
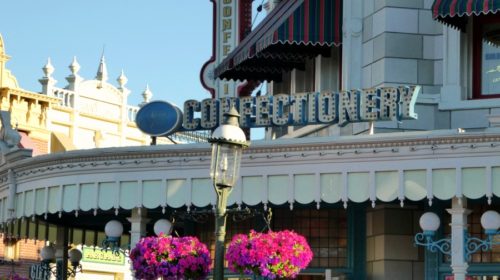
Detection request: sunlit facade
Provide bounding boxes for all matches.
[1,0,500,280]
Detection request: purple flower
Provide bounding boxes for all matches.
[226,230,313,279]
[130,235,212,280]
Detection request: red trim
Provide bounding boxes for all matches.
[339,47,343,91]
[472,17,482,99]
[450,0,458,16]
[467,0,473,14]
[288,13,294,41]
[199,0,217,98]
[472,14,500,99]
[433,0,442,18]
[484,0,489,13]
[335,0,341,44]
[238,0,252,42]
[304,0,309,43]
[319,0,325,43]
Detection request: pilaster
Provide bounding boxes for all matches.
[127,208,150,248]
[439,27,467,109]
[342,0,363,90]
[446,198,471,280]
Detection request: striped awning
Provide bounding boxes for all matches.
[215,0,342,82]
[432,0,500,29]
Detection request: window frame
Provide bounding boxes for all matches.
[472,14,500,99]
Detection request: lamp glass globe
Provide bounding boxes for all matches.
[154,219,173,236]
[69,248,83,263]
[40,246,55,261]
[419,212,441,232]
[480,210,500,231]
[104,220,124,238]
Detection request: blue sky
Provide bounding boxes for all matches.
[1,1,266,108]
[2,1,267,139]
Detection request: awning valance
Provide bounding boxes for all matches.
[215,0,342,82]
[432,0,500,29]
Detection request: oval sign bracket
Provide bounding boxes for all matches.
[135,101,183,136]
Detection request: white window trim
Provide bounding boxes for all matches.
[439,24,500,110]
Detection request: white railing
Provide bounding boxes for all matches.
[127,106,139,122]
[52,88,75,108]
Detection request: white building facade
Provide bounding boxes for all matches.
[1,0,500,280]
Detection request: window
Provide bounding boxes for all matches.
[473,14,500,99]
[272,208,348,268]
[2,238,19,261]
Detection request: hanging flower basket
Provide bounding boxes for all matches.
[226,230,313,279]
[0,273,28,280]
[129,235,212,280]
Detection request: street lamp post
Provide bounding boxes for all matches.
[39,245,82,279]
[209,107,249,280]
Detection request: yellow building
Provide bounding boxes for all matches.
[0,32,161,278]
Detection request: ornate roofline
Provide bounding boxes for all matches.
[3,129,500,176]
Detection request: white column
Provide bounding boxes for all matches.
[446,198,471,280]
[127,207,150,248]
[439,27,466,108]
[341,0,363,90]
[324,268,332,280]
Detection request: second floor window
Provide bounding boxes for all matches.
[473,15,500,99]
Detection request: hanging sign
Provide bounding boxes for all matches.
[81,247,125,265]
[136,86,420,136]
[30,264,50,280]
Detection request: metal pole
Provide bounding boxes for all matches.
[214,187,231,280]
[56,227,69,280]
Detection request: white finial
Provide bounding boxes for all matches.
[43,57,55,77]
[96,54,108,83]
[142,84,153,103]
[117,69,128,88]
[69,56,80,75]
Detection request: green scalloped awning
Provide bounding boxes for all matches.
[215,0,342,82]
[432,0,500,29]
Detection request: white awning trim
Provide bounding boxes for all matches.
[1,166,499,222]
[1,130,500,223]
[0,218,130,246]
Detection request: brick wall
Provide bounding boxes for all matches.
[0,236,45,278]
[31,138,48,156]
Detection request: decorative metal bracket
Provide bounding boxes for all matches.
[414,232,452,255]
[415,230,500,261]
[464,230,500,260]
[171,207,272,230]
[102,237,130,257]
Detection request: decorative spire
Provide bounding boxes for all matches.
[39,57,57,95]
[66,56,82,91]
[69,56,80,75]
[96,54,108,87]
[140,84,153,106]
[42,57,55,78]
[0,33,9,63]
[117,69,128,88]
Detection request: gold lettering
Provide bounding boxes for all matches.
[223,6,232,17]
[222,19,231,31]
[223,32,231,43]
[223,45,231,55]
[223,0,231,3]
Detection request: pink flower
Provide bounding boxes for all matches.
[226,230,313,279]
[0,274,29,280]
[130,235,212,280]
